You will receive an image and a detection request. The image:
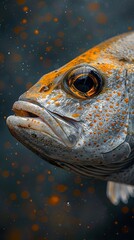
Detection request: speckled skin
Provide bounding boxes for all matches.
[7,32,134,185]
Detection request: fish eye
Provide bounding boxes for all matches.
[63,65,104,99]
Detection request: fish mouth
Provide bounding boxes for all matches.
[6,100,81,148]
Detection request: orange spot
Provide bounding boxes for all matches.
[74,176,81,184]
[2,170,10,177]
[46,46,52,52]
[7,228,22,240]
[21,18,27,24]
[20,32,28,40]
[56,184,68,192]
[128,26,133,31]
[36,174,45,183]
[121,206,129,214]
[122,225,129,233]
[72,113,80,118]
[40,56,43,60]
[4,141,11,149]
[98,63,114,73]
[16,0,26,4]
[48,195,60,205]
[39,216,48,223]
[73,189,81,197]
[114,220,118,225]
[34,29,39,35]
[58,31,64,37]
[13,26,25,34]
[21,165,30,173]
[44,13,52,22]
[96,13,108,24]
[10,193,17,201]
[31,224,39,231]
[54,101,60,106]
[99,122,103,126]
[55,38,63,47]
[0,52,5,63]
[124,98,129,103]
[23,6,29,12]
[51,94,63,101]
[88,2,100,11]
[88,187,95,193]
[12,53,22,62]
[21,190,30,199]
[53,17,58,22]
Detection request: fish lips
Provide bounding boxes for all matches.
[6,101,81,148]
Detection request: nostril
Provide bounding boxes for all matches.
[39,83,52,93]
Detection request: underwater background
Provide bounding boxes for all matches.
[0,0,134,239]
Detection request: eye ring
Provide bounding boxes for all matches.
[63,64,104,99]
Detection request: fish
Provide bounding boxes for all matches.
[6,32,134,205]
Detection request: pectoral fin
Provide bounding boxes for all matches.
[106,181,134,205]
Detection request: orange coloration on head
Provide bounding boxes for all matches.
[20,32,129,107]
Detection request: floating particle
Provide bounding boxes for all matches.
[128,26,133,31]
[34,29,39,35]
[56,184,68,192]
[10,193,17,201]
[121,206,129,214]
[21,190,30,199]
[53,17,58,22]
[31,224,39,232]
[21,18,27,24]
[13,26,25,34]
[122,225,129,233]
[36,174,45,183]
[2,170,10,178]
[88,2,100,11]
[20,32,28,40]
[96,12,108,24]
[23,6,29,12]
[73,189,81,197]
[12,53,22,62]
[88,187,95,194]
[48,195,60,205]
[16,0,26,4]
[0,52,5,63]
[44,13,53,22]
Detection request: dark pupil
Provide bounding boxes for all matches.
[73,74,94,93]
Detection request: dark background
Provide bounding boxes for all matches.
[0,0,134,239]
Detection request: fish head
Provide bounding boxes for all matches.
[6,32,133,175]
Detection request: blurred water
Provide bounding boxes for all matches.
[0,0,134,239]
